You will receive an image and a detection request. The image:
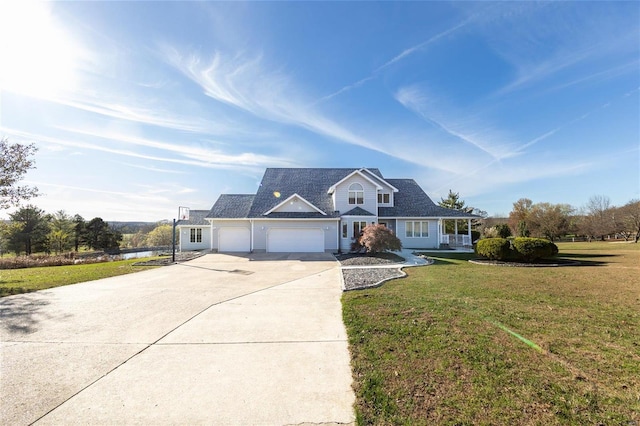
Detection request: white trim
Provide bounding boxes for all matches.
[388,216,477,220]
[327,169,383,194]
[253,218,340,222]
[263,193,326,216]
[360,169,399,192]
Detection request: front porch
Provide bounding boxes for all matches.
[440,233,472,248]
[438,218,474,249]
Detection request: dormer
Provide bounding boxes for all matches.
[328,168,399,214]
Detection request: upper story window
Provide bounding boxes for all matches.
[348,183,364,205]
[377,192,390,204]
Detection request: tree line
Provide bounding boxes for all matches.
[484,196,640,243]
[0,205,123,256]
[0,205,177,257]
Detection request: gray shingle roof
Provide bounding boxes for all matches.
[379,179,478,218]
[342,207,376,216]
[248,168,381,218]
[176,209,210,226]
[207,194,255,218]
[205,169,478,220]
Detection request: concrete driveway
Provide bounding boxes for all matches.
[1,253,355,425]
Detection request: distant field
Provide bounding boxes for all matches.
[0,258,161,297]
[342,241,640,425]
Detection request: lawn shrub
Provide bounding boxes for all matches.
[511,237,558,262]
[358,224,402,254]
[475,238,511,260]
[475,237,558,261]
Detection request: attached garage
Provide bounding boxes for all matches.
[267,228,324,253]
[219,228,250,252]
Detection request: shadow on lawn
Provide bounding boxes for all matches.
[559,253,618,259]
[556,257,610,267]
[429,257,463,265]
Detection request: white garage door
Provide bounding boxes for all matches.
[219,228,250,252]
[267,228,324,253]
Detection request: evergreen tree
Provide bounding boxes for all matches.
[8,205,49,255]
[84,217,122,251]
[47,210,75,254]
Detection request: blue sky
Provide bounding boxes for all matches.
[1,1,638,221]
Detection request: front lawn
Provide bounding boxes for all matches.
[0,258,161,297]
[342,242,640,425]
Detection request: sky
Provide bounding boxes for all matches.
[1,1,638,222]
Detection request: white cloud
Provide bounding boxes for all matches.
[394,85,518,160]
[1,126,292,172]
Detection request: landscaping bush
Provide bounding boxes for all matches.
[511,237,558,262]
[475,238,511,260]
[358,224,402,254]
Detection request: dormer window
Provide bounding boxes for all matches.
[348,183,364,205]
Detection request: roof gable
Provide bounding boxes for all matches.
[248,168,383,218]
[263,193,326,216]
[359,168,399,193]
[327,168,384,194]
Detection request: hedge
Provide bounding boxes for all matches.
[475,238,511,260]
[475,237,558,262]
[510,237,558,262]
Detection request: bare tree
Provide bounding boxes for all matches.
[527,203,573,241]
[581,195,615,241]
[618,199,640,243]
[0,138,39,209]
[508,198,533,236]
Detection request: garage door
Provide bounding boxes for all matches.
[267,228,324,253]
[219,228,250,252]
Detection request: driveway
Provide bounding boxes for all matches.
[1,253,355,425]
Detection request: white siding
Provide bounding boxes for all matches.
[397,219,439,249]
[338,217,378,252]
[334,175,378,216]
[271,196,319,213]
[178,226,211,251]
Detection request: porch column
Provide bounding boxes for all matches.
[468,219,472,245]
[454,220,458,237]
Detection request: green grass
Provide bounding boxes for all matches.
[0,258,161,297]
[343,242,640,425]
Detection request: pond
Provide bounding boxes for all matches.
[119,250,165,260]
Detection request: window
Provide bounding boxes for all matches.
[353,221,367,237]
[377,193,390,204]
[342,222,348,238]
[190,228,202,243]
[348,183,364,205]
[405,221,429,238]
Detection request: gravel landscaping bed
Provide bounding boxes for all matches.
[334,252,405,266]
[342,268,405,291]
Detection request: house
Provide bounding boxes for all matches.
[177,168,478,253]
